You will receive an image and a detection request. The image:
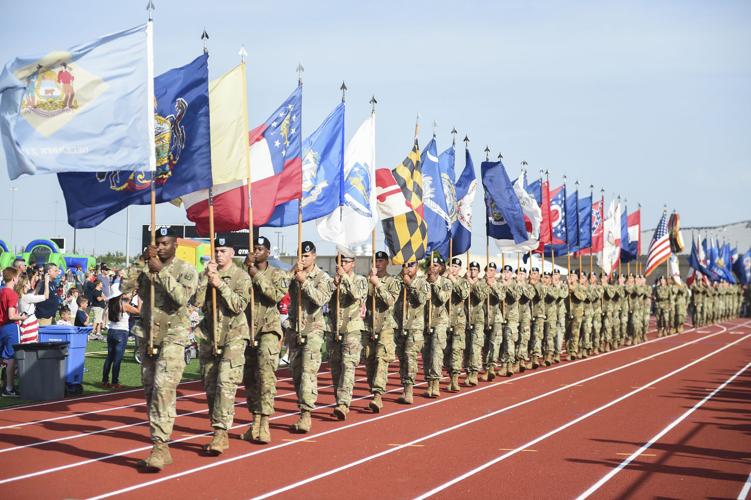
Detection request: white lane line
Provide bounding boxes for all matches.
[738,472,751,500]
[577,359,751,499]
[251,326,744,499]
[84,324,746,499]
[0,367,373,455]
[413,332,751,500]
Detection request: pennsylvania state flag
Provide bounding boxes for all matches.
[58,54,212,228]
[382,139,427,264]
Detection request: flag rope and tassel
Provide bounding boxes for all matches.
[295,64,304,345]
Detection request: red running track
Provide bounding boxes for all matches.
[0,319,748,500]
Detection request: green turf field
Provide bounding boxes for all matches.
[0,337,202,409]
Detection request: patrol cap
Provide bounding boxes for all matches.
[155,225,180,238]
[214,234,232,249]
[531,267,540,273]
[543,271,552,277]
[516,267,527,274]
[432,255,445,266]
[553,269,561,274]
[301,241,316,254]
[375,251,389,260]
[451,257,462,266]
[502,264,514,272]
[405,261,418,268]
[469,261,481,270]
[485,262,497,271]
[572,269,581,277]
[255,236,271,250]
[339,255,355,263]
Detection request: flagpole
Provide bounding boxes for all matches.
[146,1,158,358]
[620,197,625,277]
[666,206,671,278]
[296,63,304,343]
[206,34,220,356]
[542,169,548,273]
[333,82,348,343]
[576,179,581,272]
[589,184,594,276]
[370,96,377,338]
[637,202,642,275]
[600,187,605,275]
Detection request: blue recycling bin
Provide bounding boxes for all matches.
[38,325,91,394]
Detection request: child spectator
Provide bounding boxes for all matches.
[90,280,106,340]
[64,288,79,319]
[14,273,48,343]
[75,297,90,327]
[1,267,27,397]
[57,306,73,326]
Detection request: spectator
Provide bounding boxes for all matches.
[12,257,26,277]
[97,265,112,298]
[74,297,89,327]
[34,264,62,326]
[74,265,85,288]
[83,271,96,302]
[64,288,80,319]
[14,273,48,343]
[101,286,138,389]
[1,267,27,397]
[90,280,106,340]
[57,306,73,326]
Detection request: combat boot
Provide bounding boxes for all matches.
[448,373,460,392]
[333,404,349,421]
[257,415,271,444]
[241,413,261,442]
[487,367,496,381]
[553,354,560,363]
[512,362,520,373]
[291,410,312,433]
[532,357,541,369]
[398,385,413,404]
[423,380,436,398]
[139,440,172,471]
[206,429,229,455]
[504,363,513,377]
[433,380,441,398]
[544,354,553,366]
[569,352,577,361]
[478,370,489,382]
[467,371,478,386]
[369,392,383,413]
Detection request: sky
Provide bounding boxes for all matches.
[1,0,750,257]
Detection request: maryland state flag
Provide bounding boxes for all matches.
[376,140,427,264]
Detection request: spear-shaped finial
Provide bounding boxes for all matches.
[484,146,491,161]
[146,0,155,21]
[432,120,438,138]
[463,135,469,148]
[340,81,347,103]
[369,95,377,114]
[296,63,304,86]
[521,160,528,174]
[563,174,568,185]
[451,127,457,146]
[201,29,209,54]
[575,179,580,189]
[414,112,421,140]
[497,152,503,160]
[238,45,248,63]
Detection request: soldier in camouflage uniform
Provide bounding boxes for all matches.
[617,274,629,347]
[287,241,334,433]
[600,273,617,351]
[639,275,651,339]
[500,264,522,374]
[672,277,689,333]
[690,273,705,327]
[580,271,594,357]
[327,255,368,420]
[704,278,715,324]
[194,236,251,454]
[423,256,452,398]
[242,236,288,444]
[626,274,641,344]
[480,262,504,380]
[541,272,558,365]
[394,261,429,404]
[446,258,469,392]
[589,272,604,354]
[654,275,672,337]
[517,269,534,370]
[552,269,568,363]
[464,262,487,386]
[365,251,400,413]
[122,226,198,471]
[529,267,547,368]
[567,270,587,360]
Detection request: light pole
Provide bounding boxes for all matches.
[9,187,18,251]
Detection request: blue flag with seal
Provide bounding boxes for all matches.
[450,148,477,256]
[482,160,527,245]
[733,249,751,285]
[565,188,579,253]
[436,144,458,257]
[421,137,451,256]
[57,54,211,228]
[578,195,593,251]
[0,24,155,180]
[265,102,344,227]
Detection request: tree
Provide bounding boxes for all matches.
[96,251,126,269]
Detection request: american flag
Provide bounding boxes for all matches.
[645,211,671,276]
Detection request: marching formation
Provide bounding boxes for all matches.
[123,228,745,472]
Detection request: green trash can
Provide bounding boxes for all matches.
[13,342,69,401]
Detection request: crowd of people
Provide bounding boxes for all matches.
[0,258,131,396]
[109,227,748,472]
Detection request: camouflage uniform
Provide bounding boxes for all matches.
[554,280,568,362]
[482,279,505,377]
[502,279,522,372]
[423,274,452,397]
[626,282,641,343]
[601,282,617,349]
[589,282,604,353]
[581,283,594,355]
[394,272,429,403]
[673,282,689,333]
[465,279,489,383]
[327,270,368,416]
[529,278,548,365]
[542,280,558,363]
[195,263,251,452]
[288,265,334,424]
[567,279,587,358]
[517,280,534,365]
[446,276,470,389]
[641,281,651,337]
[655,282,672,336]
[364,273,400,399]
[690,280,704,327]
[122,258,198,449]
[244,263,288,442]
[618,282,629,346]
